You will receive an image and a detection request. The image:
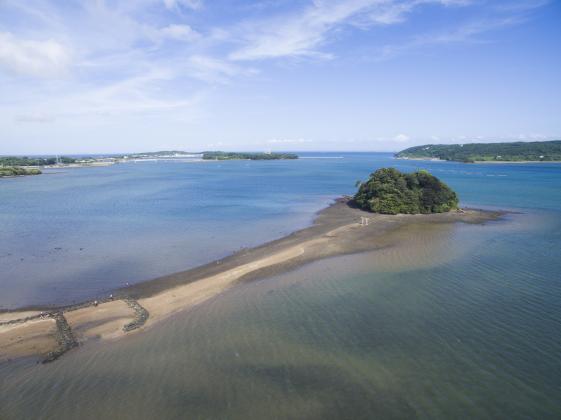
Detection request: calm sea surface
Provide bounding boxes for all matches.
[1,153,561,418]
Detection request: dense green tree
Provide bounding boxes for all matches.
[0,167,42,177]
[353,168,458,214]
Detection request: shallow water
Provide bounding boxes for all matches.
[2,153,560,308]
[1,154,561,418]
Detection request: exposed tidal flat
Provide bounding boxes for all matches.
[0,199,502,362]
[1,153,561,418]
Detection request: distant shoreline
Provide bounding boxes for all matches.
[0,199,505,364]
[472,160,561,164]
[0,153,302,179]
[395,157,561,164]
[395,157,445,162]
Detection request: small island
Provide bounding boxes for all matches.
[395,140,561,163]
[0,166,42,178]
[353,168,458,214]
[202,151,298,160]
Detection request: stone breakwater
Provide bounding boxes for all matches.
[42,312,78,364]
[123,299,149,332]
[1,296,151,363]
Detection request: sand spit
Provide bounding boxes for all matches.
[0,199,505,363]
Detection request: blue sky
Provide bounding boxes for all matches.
[0,0,559,154]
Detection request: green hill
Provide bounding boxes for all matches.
[395,140,561,163]
[353,168,458,214]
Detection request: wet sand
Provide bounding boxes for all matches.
[0,319,57,361]
[0,199,504,363]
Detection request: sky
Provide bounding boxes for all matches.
[0,0,560,154]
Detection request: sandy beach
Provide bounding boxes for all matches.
[0,199,504,363]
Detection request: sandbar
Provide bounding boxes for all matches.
[0,199,505,363]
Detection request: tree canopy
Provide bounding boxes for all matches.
[353,168,459,214]
[0,166,42,177]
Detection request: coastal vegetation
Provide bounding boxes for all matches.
[395,140,561,163]
[202,151,298,160]
[0,166,42,177]
[0,156,76,166]
[0,151,298,172]
[353,168,458,214]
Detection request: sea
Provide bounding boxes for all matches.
[1,153,560,419]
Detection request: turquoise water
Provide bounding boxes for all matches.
[1,153,561,418]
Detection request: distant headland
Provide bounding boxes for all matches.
[395,140,561,163]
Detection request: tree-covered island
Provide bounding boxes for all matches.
[353,168,459,214]
[395,140,561,163]
[0,166,42,178]
[202,151,298,160]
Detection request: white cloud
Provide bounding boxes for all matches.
[187,55,257,83]
[163,0,203,11]
[15,112,56,123]
[160,24,200,42]
[230,0,472,61]
[2,65,205,125]
[230,0,371,60]
[266,138,312,144]
[0,32,71,77]
[375,4,538,61]
[494,0,550,13]
[393,133,410,142]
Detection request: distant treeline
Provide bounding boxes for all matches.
[202,152,298,160]
[0,166,42,177]
[0,156,77,166]
[395,140,561,163]
[124,151,197,158]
